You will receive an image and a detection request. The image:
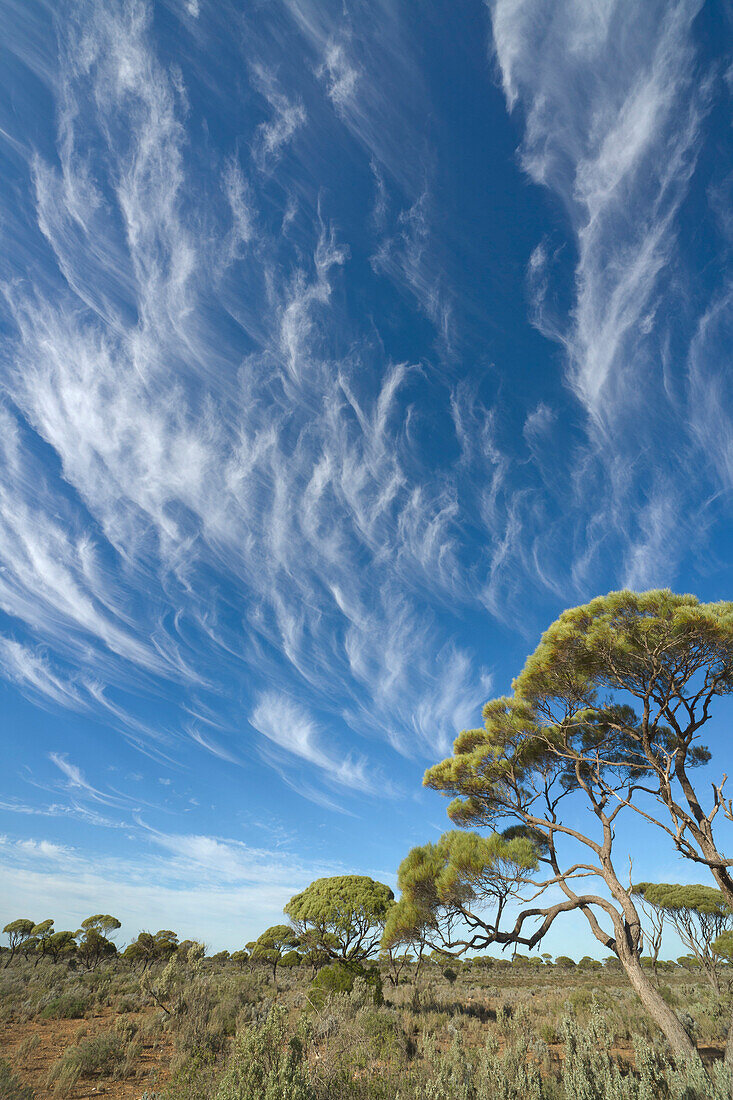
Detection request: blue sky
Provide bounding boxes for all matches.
[0,0,731,956]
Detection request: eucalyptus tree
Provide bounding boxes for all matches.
[29,920,54,965]
[46,930,77,965]
[381,830,540,958]
[285,875,394,964]
[75,914,121,971]
[251,925,299,982]
[632,883,732,994]
[417,589,733,1060]
[124,929,179,972]
[2,919,35,968]
[511,590,733,1061]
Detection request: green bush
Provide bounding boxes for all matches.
[215,1005,313,1100]
[39,994,90,1020]
[308,963,382,1011]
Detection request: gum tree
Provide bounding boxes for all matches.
[382,830,540,961]
[251,925,299,983]
[285,875,394,964]
[421,589,733,1060]
[632,883,732,994]
[124,929,179,972]
[75,914,121,971]
[424,695,699,1057]
[511,590,733,1060]
[29,920,54,965]
[2,919,35,968]
[46,930,77,965]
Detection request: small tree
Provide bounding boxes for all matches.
[632,883,733,993]
[3,920,35,968]
[124,929,179,972]
[251,925,299,983]
[285,875,394,965]
[29,920,54,966]
[75,914,120,971]
[46,930,77,965]
[142,940,205,1016]
[230,949,249,970]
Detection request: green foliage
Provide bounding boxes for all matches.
[712,930,733,961]
[309,960,355,1005]
[307,961,383,1010]
[2,920,35,966]
[75,915,121,971]
[383,829,540,954]
[215,1005,313,1100]
[515,589,733,714]
[632,883,731,919]
[46,1029,139,1092]
[45,932,76,965]
[285,876,394,962]
[426,590,733,828]
[141,940,205,1015]
[632,882,732,991]
[251,925,299,980]
[124,929,179,970]
[39,993,91,1019]
[30,920,54,960]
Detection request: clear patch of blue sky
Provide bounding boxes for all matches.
[0,0,731,956]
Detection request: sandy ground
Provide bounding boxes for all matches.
[0,1008,172,1099]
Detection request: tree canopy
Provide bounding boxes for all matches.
[251,925,299,980]
[382,830,540,955]
[285,875,394,963]
[75,914,121,971]
[631,882,732,993]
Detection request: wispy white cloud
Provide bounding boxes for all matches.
[491,0,707,420]
[318,41,359,112]
[7,0,718,828]
[487,0,719,590]
[250,693,374,794]
[251,65,307,171]
[371,191,453,344]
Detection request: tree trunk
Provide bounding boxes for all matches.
[621,954,698,1061]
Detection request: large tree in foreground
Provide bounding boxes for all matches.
[422,590,733,1062]
[514,590,733,1062]
[285,875,394,964]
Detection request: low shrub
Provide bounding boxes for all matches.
[46,1029,140,1092]
[215,1005,313,1100]
[38,994,91,1020]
